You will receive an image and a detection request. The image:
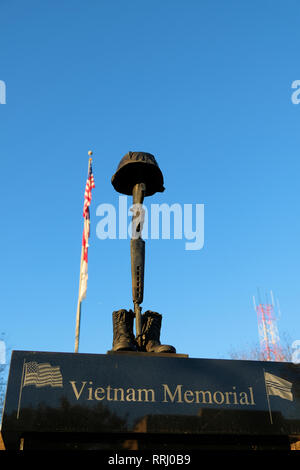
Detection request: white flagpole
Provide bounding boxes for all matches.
[74,246,84,353]
[74,152,93,353]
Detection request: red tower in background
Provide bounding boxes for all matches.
[253,290,284,362]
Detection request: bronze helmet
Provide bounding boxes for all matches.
[111,151,165,196]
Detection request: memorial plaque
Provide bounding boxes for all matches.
[1,152,299,451]
[1,350,300,449]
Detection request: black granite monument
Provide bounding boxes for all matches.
[1,350,300,449]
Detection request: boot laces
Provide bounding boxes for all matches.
[143,315,161,342]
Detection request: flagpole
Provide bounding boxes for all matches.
[17,359,26,419]
[263,368,273,425]
[74,246,83,353]
[74,152,93,353]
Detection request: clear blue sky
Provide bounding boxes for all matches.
[1,0,299,361]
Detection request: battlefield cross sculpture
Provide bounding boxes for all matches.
[111,151,176,354]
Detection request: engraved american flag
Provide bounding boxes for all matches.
[23,361,63,388]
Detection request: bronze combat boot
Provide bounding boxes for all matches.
[112,309,137,352]
[141,311,176,353]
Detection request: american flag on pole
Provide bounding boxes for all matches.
[23,362,63,388]
[264,371,293,401]
[83,161,95,219]
[17,361,64,418]
[79,160,95,302]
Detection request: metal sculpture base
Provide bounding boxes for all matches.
[107,350,188,358]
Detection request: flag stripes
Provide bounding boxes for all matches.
[83,163,95,218]
[79,160,95,302]
[23,361,63,388]
[264,371,293,401]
